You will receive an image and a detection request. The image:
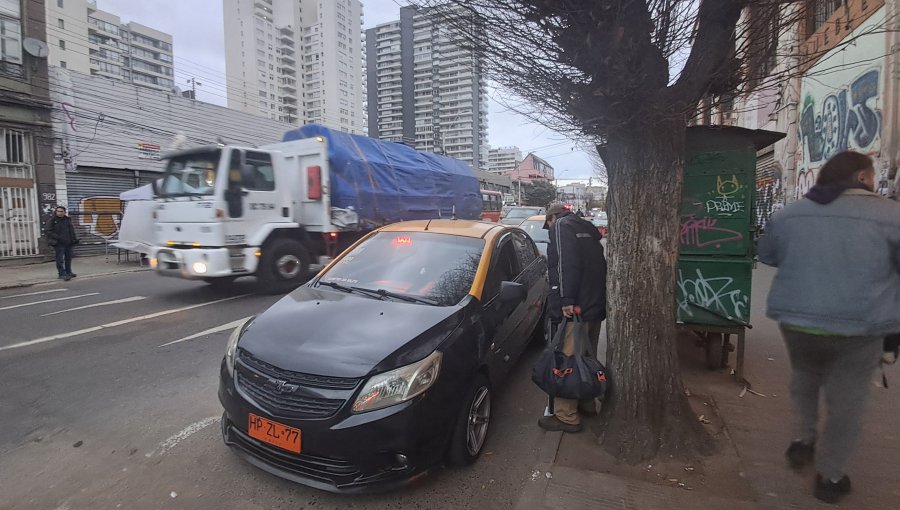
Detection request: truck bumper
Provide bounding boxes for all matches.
[152,247,259,279]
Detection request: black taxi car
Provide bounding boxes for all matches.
[219,220,548,492]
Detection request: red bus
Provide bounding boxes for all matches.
[480,190,502,222]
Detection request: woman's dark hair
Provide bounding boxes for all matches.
[55,206,66,212]
[816,151,874,186]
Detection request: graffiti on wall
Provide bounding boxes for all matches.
[754,164,783,231]
[676,268,749,322]
[798,68,883,198]
[77,196,124,239]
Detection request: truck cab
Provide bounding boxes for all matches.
[151,137,334,291]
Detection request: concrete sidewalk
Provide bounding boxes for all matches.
[0,253,149,290]
[516,265,900,509]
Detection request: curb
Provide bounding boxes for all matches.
[514,429,563,510]
[0,267,151,290]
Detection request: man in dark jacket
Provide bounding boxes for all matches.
[45,206,79,281]
[539,203,607,433]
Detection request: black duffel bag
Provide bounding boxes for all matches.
[532,317,608,400]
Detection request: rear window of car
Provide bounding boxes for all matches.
[321,232,486,306]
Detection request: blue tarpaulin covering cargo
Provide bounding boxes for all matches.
[283,124,482,229]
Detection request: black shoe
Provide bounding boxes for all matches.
[58,275,65,279]
[786,440,815,470]
[63,275,72,281]
[67,273,77,278]
[814,474,851,504]
[537,416,582,433]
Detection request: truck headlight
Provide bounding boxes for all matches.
[352,351,442,413]
[225,317,254,376]
[192,261,208,274]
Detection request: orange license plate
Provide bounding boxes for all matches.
[248,413,302,454]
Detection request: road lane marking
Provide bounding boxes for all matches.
[0,293,99,312]
[158,316,252,347]
[40,296,147,316]
[0,289,67,300]
[146,416,221,457]
[0,294,250,352]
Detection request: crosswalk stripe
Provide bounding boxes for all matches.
[0,289,68,300]
[158,317,252,348]
[0,293,99,312]
[40,296,147,316]
[0,294,251,352]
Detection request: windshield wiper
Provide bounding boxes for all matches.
[316,281,388,300]
[370,288,439,306]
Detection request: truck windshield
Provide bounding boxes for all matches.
[159,149,221,197]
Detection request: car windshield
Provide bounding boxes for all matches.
[518,220,549,243]
[158,149,221,197]
[591,217,608,226]
[505,208,542,219]
[318,232,485,306]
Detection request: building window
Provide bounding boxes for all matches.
[60,60,66,68]
[58,19,65,29]
[0,8,21,65]
[57,0,64,7]
[59,39,66,50]
[805,0,843,37]
[2,129,26,163]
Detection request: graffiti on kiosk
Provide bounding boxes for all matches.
[676,268,749,322]
[798,68,882,198]
[704,175,746,216]
[78,196,124,239]
[680,212,744,249]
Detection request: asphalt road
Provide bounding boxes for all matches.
[0,272,550,510]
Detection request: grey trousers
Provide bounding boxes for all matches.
[780,326,883,480]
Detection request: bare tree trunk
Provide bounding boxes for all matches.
[599,122,714,463]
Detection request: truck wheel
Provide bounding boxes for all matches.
[259,238,311,293]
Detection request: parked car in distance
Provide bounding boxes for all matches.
[589,216,609,237]
[500,206,545,225]
[517,215,549,257]
[219,220,548,492]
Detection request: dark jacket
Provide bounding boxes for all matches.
[547,211,607,322]
[45,215,78,246]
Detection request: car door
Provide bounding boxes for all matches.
[509,231,547,356]
[481,232,524,380]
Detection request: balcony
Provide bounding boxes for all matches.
[280,54,296,66]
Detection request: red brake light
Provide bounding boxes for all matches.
[329,232,338,238]
[392,236,413,246]
[307,165,322,200]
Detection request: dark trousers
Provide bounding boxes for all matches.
[780,326,882,480]
[54,244,73,277]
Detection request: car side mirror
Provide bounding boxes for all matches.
[498,281,527,304]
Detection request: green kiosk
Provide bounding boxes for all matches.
[677,126,785,382]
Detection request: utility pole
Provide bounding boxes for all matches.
[186,77,202,100]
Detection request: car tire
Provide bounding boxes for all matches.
[447,373,491,466]
[258,238,311,294]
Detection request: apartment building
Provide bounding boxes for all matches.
[45,0,175,92]
[486,146,522,174]
[366,5,488,167]
[223,0,365,133]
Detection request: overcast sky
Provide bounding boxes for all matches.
[96,0,595,182]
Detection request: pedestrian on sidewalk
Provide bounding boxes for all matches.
[538,203,607,433]
[758,151,900,504]
[45,206,79,281]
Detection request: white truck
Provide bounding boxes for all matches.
[149,125,481,291]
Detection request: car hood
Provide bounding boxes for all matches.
[237,286,464,379]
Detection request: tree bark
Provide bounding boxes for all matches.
[598,121,714,463]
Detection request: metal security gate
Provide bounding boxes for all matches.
[0,128,40,259]
[753,150,779,231]
[0,184,40,258]
[67,168,139,256]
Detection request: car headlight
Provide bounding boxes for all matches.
[225,317,254,376]
[352,351,443,413]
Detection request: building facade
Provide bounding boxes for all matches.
[223,0,365,133]
[366,5,488,168]
[48,67,295,255]
[45,0,175,92]
[731,0,899,230]
[486,146,521,174]
[1,0,55,261]
[505,152,554,184]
